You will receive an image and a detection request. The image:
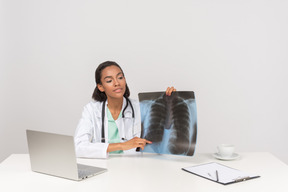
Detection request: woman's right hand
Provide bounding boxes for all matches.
[121,137,152,151]
[107,137,152,153]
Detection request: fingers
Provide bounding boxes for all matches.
[166,86,176,96]
[122,137,152,151]
[145,140,152,144]
[137,138,152,150]
[134,137,152,146]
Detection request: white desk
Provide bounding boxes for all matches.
[0,152,287,192]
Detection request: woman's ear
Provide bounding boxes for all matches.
[97,84,104,92]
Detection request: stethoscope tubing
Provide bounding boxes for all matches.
[101,97,134,143]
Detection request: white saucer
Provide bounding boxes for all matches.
[213,153,240,160]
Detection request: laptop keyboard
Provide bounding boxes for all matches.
[77,164,106,179]
[78,164,96,179]
[78,169,95,179]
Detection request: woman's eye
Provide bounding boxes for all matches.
[106,80,112,83]
[118,76,124,80]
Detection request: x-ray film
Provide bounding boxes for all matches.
[138,91,197,156]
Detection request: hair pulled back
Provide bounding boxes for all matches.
[92,61,130,101]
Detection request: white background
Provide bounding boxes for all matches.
[1,0,287,164]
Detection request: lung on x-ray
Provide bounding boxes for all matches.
[138,91,197,156]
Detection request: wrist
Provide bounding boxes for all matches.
[107,143,123,152]
[118,142,124,151]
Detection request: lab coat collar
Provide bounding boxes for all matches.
[95,98,133,118]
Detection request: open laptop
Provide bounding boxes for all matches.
[26,129,107,181]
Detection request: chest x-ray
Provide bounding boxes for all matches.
[138,91,197,156]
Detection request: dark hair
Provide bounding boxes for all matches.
[92,61,130,101]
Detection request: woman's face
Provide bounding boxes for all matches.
[97,65,126,100]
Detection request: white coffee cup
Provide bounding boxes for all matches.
[217,144,235,158]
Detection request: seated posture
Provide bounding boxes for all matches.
[74,61,175,158]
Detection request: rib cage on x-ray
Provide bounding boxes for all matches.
[139,91,197,156]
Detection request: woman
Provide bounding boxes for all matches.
[74,61,176,158]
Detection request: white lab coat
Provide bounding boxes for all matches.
[74,98,141,159]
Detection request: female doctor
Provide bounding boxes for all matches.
[74,61,176,158]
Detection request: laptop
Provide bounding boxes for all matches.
[26,129,107,181]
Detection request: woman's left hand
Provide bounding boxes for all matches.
[166,86,176,96]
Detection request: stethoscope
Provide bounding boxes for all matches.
[101,97,135,143]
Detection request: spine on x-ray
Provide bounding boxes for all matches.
[144,93,191,154]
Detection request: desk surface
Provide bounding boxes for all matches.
[1,152,288,192]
